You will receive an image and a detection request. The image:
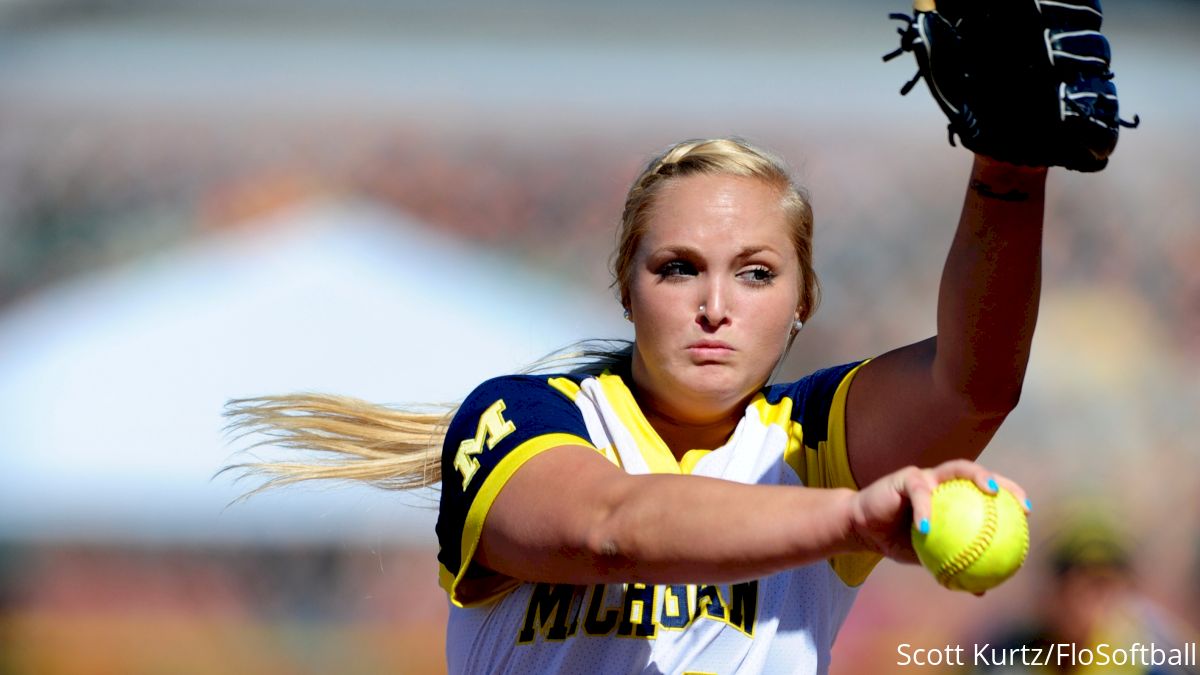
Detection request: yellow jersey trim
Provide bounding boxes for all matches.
[748,394,804,483]
[441,431,595,608]
[546,376,581,401]
[749,392,796,429]
[678,449,712,475]
[596,372,682,475]
[817,360,883,587]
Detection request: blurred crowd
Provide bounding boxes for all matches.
[0,543,445,674]
[1,112,1197,360]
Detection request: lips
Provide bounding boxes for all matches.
[688,340,734,351]
[686,340,735,361]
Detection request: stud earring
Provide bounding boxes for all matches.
[792,319,804,334]
[623,308,632,321]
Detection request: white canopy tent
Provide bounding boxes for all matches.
[0,199,629,545]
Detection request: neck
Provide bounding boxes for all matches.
[626,376,744,460]
[642,406,741,460]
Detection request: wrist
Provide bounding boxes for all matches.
[832,488,875,556]
[969,156,1048,203]
[972,155,1049,183]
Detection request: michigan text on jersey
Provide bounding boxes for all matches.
[517,581,759,644]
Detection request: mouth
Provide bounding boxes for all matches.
[686,340,735,362]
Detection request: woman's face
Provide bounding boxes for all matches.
[628,173,802,424]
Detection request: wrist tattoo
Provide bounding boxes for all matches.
[970,180,1030,202]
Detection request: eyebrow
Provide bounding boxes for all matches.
[734,245,781,258]
[649,245,783,259]
[651,246,699,258]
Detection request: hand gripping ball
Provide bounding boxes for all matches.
[912,479,1030,593]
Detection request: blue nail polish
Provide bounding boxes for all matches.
[1024,498,1033,511]
[987,478,999,493]
[918,518,930,535]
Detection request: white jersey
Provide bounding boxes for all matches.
[436,361,880,675]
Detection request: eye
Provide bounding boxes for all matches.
[656,259,697,280]
[738,265,777,286]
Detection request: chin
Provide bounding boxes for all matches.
[676,365,757,407]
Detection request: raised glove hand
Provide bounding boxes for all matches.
[883,0,1139,172]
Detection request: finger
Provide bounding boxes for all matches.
[929,458,994,493]
[990,474,1032,514]
[930,461,1032,514]
[903,467,939,535]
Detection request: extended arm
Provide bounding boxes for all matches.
[846,156,1047,487]
[478,445,1013,585]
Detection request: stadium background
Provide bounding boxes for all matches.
[0,0,1197,672]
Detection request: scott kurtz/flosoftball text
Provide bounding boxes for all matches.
[896,641,1197,668]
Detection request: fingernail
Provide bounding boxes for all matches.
[918,518,930,535]
[1024,498,1033,511]
[987,478,999,493]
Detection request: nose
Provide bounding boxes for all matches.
[697,280,731,329]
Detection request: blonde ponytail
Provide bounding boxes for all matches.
[222,394,453,495]
[222,340,633,496]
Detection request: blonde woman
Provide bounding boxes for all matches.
[229,139,1039,674]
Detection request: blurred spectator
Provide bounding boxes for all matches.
[969,513,1198,674]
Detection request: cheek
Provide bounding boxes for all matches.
[630,274,683,316]
[629,282,692,350]
[746,314,793,361]
[747,291,799,336]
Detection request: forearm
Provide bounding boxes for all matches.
[587,475,860,584]
[935,155,1047,414]
[480,448,864,586]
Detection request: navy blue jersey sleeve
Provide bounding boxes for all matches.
[793,361,866,455]
[773,359,868,493]
[788,359,884,586]
[436,374,595,607]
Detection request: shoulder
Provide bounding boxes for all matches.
[761,360,868,444]
[455,373,588,415]
[437,374,597,607]
[768,360,881,585]
[446,373,592,447]
[762,360,868,409]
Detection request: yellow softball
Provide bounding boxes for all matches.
[911,479,1030,593]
